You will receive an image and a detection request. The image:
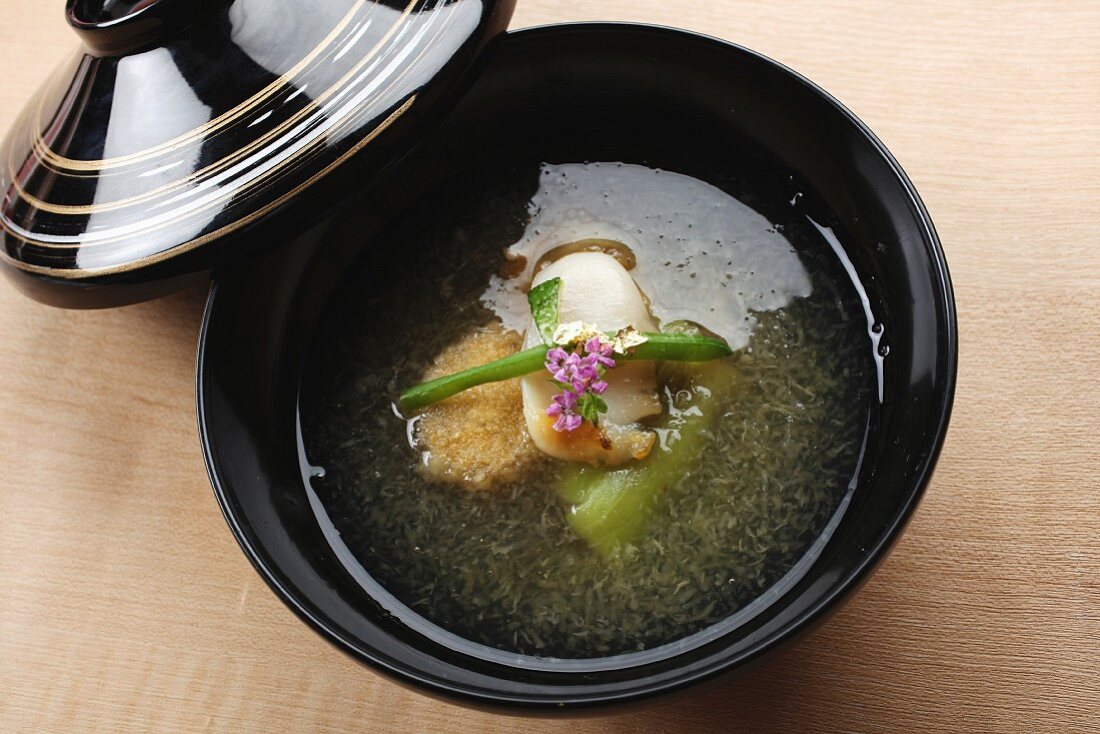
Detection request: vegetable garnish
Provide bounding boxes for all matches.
[397,275,733,415]
[398,331,732,413]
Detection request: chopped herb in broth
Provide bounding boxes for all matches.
[299,158,873,658]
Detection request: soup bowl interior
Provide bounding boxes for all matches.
[198,23,955,712]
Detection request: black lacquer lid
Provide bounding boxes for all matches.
[0,0,514,306]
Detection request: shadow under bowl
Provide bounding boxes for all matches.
[197,23,956,714]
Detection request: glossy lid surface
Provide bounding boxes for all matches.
[0,0,512,305]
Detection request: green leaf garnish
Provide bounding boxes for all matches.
[527,277,562,345]
[577,392,608,425]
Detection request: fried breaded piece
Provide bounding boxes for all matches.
[415,325,541,490]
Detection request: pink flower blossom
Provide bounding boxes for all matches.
[545,390,583,432]
[545,335,617,431]
[545,347,583,387]
[585,336,617,369]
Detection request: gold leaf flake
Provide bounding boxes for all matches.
[611,326,648,354]
[552,321,603,347]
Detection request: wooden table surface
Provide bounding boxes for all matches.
[1,2,1097,732]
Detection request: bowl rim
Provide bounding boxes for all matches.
[197,20,958,712]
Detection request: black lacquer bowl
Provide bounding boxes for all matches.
[199,24,956,713]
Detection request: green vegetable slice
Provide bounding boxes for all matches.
[557,359,739,557]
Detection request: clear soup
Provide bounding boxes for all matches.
[299,149,875,660]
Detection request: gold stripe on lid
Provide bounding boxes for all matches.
[27,0,424,172]
[0,95,417,278]
[7,0,428,221]
[4,1,454,256]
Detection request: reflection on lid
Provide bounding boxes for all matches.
[84,48,213,260]
[1,0,488,278]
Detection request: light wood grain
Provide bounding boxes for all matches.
[0,2,1097,733]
